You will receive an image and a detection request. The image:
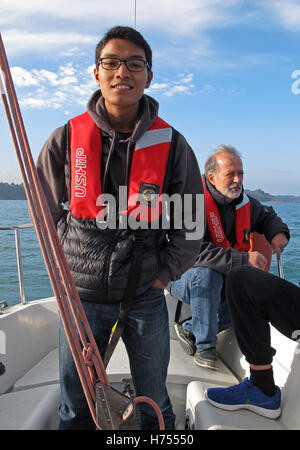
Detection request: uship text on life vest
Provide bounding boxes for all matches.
[93,186,205,241]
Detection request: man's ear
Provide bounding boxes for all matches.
[94,67,100,86]
[208,173,215,186]
[145,70,153,89]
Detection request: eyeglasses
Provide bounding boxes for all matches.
[97,57,150,72]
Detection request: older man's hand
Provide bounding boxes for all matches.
[271,232,289,257]
[248,251,268,270]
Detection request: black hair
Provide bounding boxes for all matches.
[95,25,152,69]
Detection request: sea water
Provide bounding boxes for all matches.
[0,200,299,307]
[0,200,52,305]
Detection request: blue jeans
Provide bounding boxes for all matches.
[58,286,175,430]
[171,267,231,351]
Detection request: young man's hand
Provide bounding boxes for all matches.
[152,279,165,289]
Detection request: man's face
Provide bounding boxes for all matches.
[94,38,153,114]
[208,152,244,200]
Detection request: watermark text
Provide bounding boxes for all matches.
[95,187,205,241]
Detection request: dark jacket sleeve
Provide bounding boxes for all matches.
[249,196,290,243]
[195,195,290,275]
[36,125,68,226]
[195,236,249,274]
[158,131,204,286]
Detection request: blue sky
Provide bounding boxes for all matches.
[0,0,300,195]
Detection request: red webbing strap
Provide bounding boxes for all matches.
[0,33,164,430]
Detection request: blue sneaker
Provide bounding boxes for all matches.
[205,378,281,419]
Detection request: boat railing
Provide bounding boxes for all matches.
[0,224,299,307]
[0,223,33,306]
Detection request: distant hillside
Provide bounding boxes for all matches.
[0,183,299,203]
[245,188,300,203]
[0,182,26,200]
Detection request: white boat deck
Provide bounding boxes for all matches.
[0,293,300,430]
[0,339,238,430]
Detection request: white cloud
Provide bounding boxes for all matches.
[11,67,38,86]
[0,0,131,24]
[2,0,294,112]
[150,83,169,91]
[164,85,191,97]
[0,0,248,60]
[148,72,195,97]
[1,1,288,74]
[10,60,198,111]
[31,69,78,86]
[12,65,232,109]
[134,0,243,36]
[20,97,54,109]
[176,73,194,85]
[0,0,242,35]
[12,66,78,88]
[264,0,300,30]
[2,29,97,55]
[59,64,76,77]
[11,63,95,111]
[199,84,217,95]
[0,0,249,78]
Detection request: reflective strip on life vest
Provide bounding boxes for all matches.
[135,127,172,151]
[234,193,251,251]
[125,124,172,222]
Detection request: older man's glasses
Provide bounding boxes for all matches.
[97,57,150,72]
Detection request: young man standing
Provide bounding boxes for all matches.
[37,26,203,429]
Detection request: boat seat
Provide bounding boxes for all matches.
[13,348,59,391]
[0,298,59,395]
[186,327,300,430]
[0,348,60,430]
[0,383,60,430]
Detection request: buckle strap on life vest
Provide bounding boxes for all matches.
[103,230,144,368]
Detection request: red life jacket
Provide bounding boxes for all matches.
[203,178,251,251]
[69,112,172,222]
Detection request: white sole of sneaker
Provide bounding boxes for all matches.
[205,391,281,419]
[193,359,219,371]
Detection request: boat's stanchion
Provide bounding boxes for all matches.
[277,253,284,279]
[14,227,26,305]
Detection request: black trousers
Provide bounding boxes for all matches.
[225,266,300,365]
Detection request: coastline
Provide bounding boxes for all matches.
[0,183,300,203]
